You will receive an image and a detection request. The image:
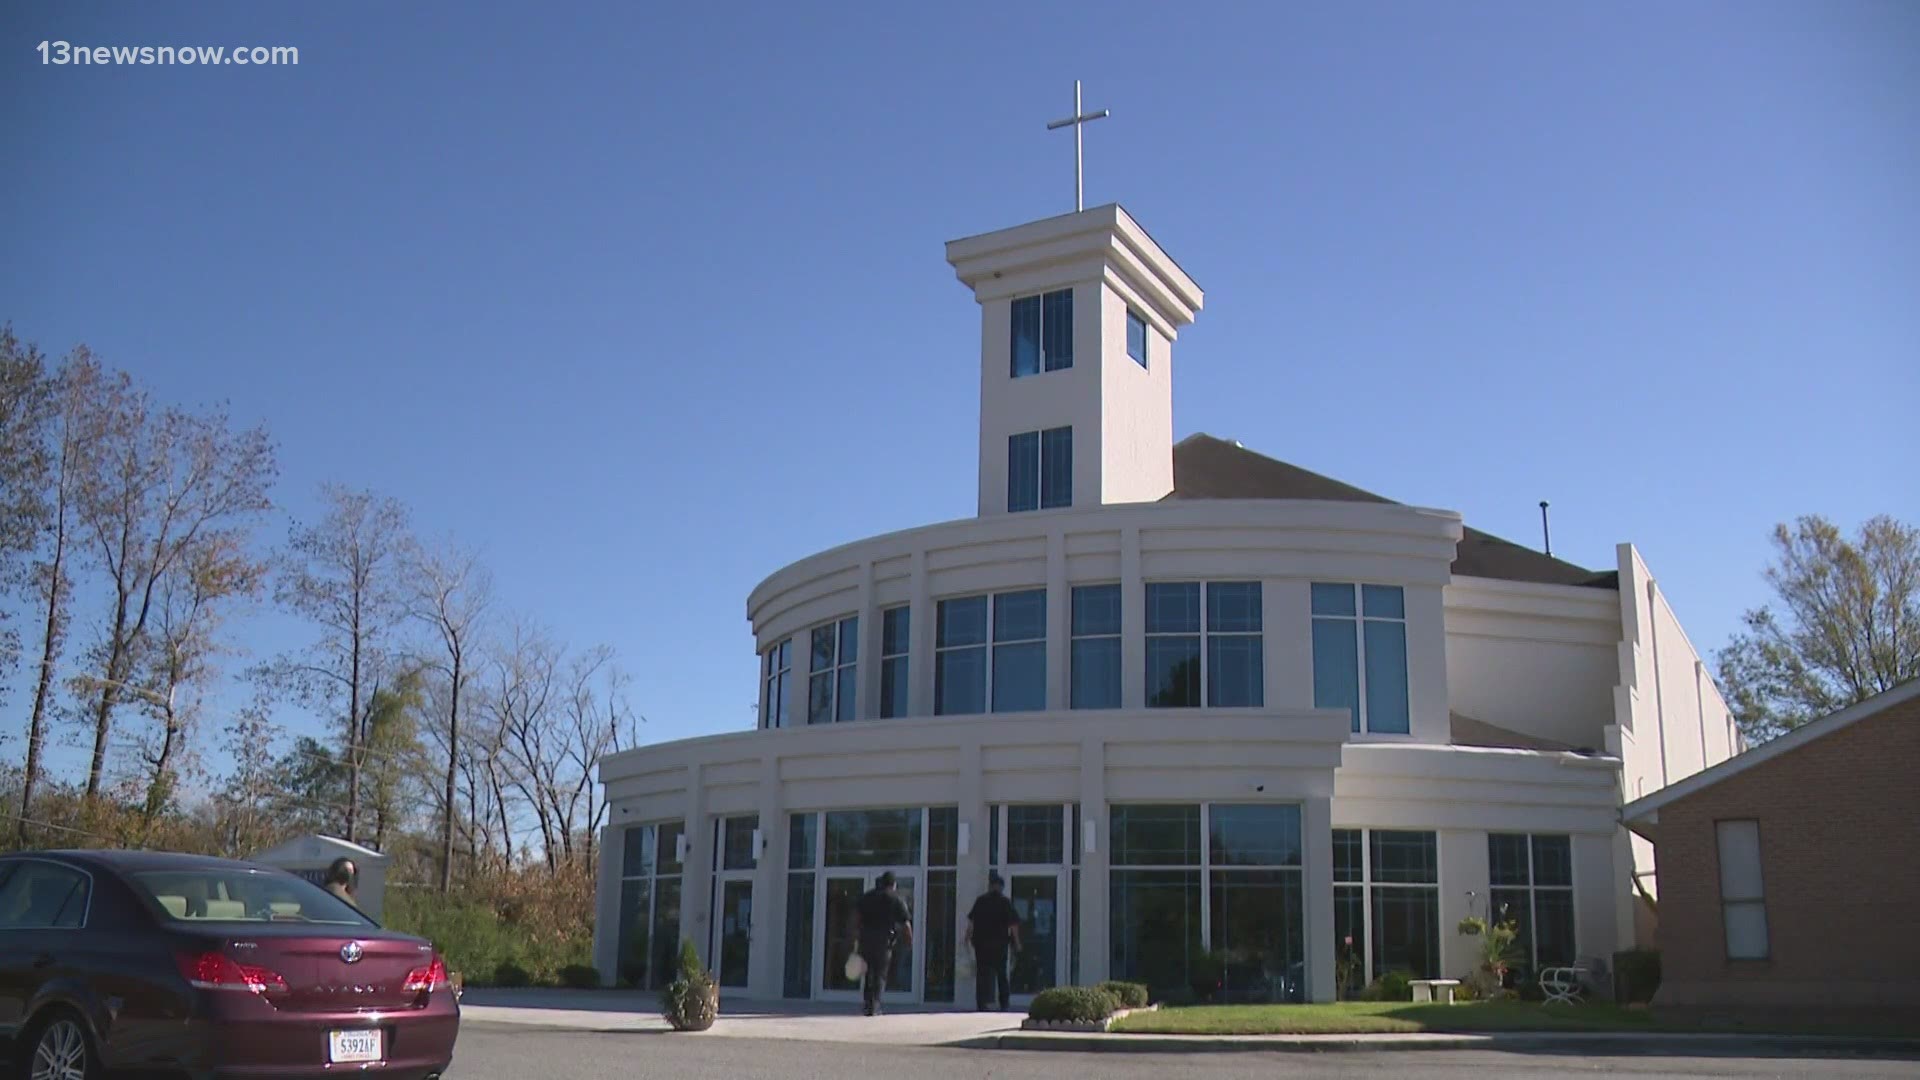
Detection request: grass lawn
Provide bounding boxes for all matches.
[1111,1001,1920,1038]
[1112,1001,1656,1035]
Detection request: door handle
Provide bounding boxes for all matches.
[31,954,55,969]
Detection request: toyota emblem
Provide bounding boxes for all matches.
[341,941,364,964]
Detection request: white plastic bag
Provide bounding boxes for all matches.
[845,953,867,981]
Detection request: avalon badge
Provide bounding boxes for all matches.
[341,941,364,964]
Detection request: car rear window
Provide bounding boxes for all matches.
[131,869,374,926]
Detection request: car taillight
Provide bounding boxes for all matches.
[177,951,289,995]
[403,954,447,993]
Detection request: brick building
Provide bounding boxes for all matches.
[1622,678,1919,1016]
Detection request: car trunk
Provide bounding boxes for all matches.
[202,929,436,1013]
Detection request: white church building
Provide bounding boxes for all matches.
[592,201,1739,1006]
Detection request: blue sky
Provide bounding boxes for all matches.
[4,1,1916,784]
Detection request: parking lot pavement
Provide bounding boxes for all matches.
[448,1022,1920,1080]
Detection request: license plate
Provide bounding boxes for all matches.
[328,1028,383,1063]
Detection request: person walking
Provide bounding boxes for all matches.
[324,857,360,910]
[854,872,913,1016]
[965,871,1022,1011]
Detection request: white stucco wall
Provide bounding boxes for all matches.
[1443,578,1622,749]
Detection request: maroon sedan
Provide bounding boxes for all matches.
[0,849,458,1079]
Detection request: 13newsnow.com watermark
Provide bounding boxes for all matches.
[36,40,300,66]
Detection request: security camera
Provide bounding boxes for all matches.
[1254,784,1266,793]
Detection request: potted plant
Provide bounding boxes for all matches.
[1457,911,1521,1000]
[661,939,719,1032]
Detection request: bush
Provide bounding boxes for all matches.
[661,939,718,1032]
[1028,986,1120,1024]
[1096,981,1150,1010]
[1613,949,1661,1004]
[1361,970,1414,1002]
[558,964,604,989]
[492,962,531,988]
[384,870,595,987]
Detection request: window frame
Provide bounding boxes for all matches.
[1333,827,1442,981]
[1144,581,1265,709]
[1009,288,1075,378]
[761,638,792,729]
[1487,833,1577,974]
[879,605,910,720]
[1126,308,1149,369]
[807,616,859,725]
[935,589,1048,715]
[1312,582,1411,735]
[1070,583,1123,710]
[615,821,687,991]
[1715,819,1770,962]
[1007,426,1073,513]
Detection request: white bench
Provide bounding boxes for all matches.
[1409,978,1462,1004]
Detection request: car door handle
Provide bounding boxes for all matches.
[31,954,55,969]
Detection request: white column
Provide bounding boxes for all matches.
[1440,829,1490,980]
[592,824,622,985]
[751,753,784,999]
[1404,584,1450,743]
[1574,832,1619,965]
[1303,794,1335,1002]
[1077,734,1110,984]
[857,560,878,720]
[957,738,987,1006]
[910,548,934,717]
[1264,579,1313,708]
[682,763,712,968]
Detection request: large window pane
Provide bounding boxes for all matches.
[1206,582,1262,632]
[1533,889,1577,968]
[808,673,834,725]
[1010,295,1041,378]
[1109,869,1201,999]
[1488,834,1531,886]
[824,809,922,866]
[783,873,815,998]
[1208,804,1301,866]
[993,590,1046,642]
[721,815,759,871]
[992,642,1046,712]
[649,878,682,990]
[1531,835,1573,887]
[1333,885,1367,998]
[1370,886,1439,979]
[1073,584,1122,636]
[1370,831,1437,884]
[1146,636,1201,708]
[1007,432,1040,512]
[623,825,656,877]
[925,870,957,1003]
[1007,805,1064,865]
[1127,309,1148,367]
[1146,583,1202,634]
[1362,584,1405,618]
[880,656,909,719]
[1071,638,1122,709]
[788,813,817,870]
[927,806,958,867]
[1111,804,1201,866]
[616,879,651,988]
[1042,288,1073,371]
[1311,582,1356,617]
[1363,620,1410,734]
[836,667,857,723]
[657,821,685,875]
[1211,870,1305,1003]
[1313,618,1360,731]
[1333,829,1364,883]
[1207,635,1264,707]
[936,647,986,715]
[1040,426,1073,508]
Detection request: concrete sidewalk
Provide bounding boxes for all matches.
[979,1030,1920,1056]
[458,988,1023,1046]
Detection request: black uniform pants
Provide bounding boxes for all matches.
[973,940,1010,1010]
[858,936,892,1012]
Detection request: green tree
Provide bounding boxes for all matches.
[1717,514,1920,742]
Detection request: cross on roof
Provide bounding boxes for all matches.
[1046,80,1108,213]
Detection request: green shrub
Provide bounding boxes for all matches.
[558,964,604,989]
[1096,981,1150,1009]
[384,878,594,987]
[1028,986,1120,1024]
[1362,970,1414,1002]
[661,940,718,1032]
[493,962,531,988]
[1613,949,1661,1004]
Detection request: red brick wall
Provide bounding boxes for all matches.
[1646,698,1920,1009]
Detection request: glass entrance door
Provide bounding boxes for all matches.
[1007,870,1067,998]
[715,879,752,988]
[818,871,919,999]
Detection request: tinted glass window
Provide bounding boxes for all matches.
[0,861,89,929]
[131,868,369,926]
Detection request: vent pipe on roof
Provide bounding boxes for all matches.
[1539,500,1553,557]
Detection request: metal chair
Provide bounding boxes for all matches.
[1538,966,1587,1005]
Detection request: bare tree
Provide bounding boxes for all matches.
[491,621,563,868]
[211,699,282,857]
[74,389,276,800]
[0,326,54,705]
[408,540,492,891]
[267,485,412,842]
[133,532,266,828]
[561,650,641,871]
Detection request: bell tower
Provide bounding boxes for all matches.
[945,204,1203,517]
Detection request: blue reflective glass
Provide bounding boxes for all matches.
[993,589,1047,642]
[811,624,836,673]
[1363,620,1409,734]
[1072,584,1122,636]
[881,607,910,655]
[839,616,859,663]
[1041,426,1073,508]
[1071,637,1122,709]
[836,667,858,723]
[1010,296,1041,378]
[1208,804,1302,866]
[1007,432,1040,513]
[1311,583,1356,617]
[1208,635,1264,707]
[1362,585,1405,619]
[1042,289,1073,371]
[992,641,1046,712]
[1312,618,1360,732]
[938,596,988,647]
[1146,583,1202,634]
[1126,310,1148,368]
[1207,582,1263,632]
[808,672,833,725]
[879,657,909,719]
[1146,635,1201,708]
[935,646,986,715]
